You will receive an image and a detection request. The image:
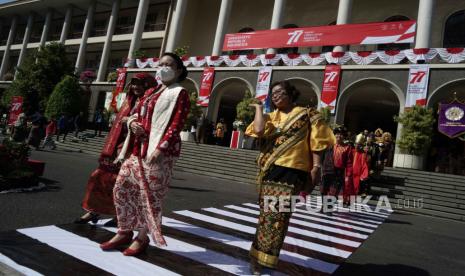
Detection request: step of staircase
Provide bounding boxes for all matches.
[53,130,465,222]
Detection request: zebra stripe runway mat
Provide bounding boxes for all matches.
[0,201,392,275]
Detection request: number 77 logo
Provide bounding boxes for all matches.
[324,71,338,83]
[410,71,427,84]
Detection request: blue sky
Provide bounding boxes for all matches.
[0,0,14,3]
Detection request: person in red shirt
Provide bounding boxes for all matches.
[42,118,57,150]
[320,126,353,213]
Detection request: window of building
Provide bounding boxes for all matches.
[443,10,465,48]
[93,19,108,36]
[377,15,411,51]
[115,15,135,34]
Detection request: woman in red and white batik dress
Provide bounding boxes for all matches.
[100,53,190,256]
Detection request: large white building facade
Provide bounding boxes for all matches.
[0,0,465,173]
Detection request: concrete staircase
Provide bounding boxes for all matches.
[56,130,465,222]
[370,167,465,221]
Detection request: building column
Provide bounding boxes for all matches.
[164,0,187,53]
[415,0,434,49]
[97,0,120,82]
[60,4,73,44]
[127,0,150,62]
[211,0,233,56]
[266,0,286,55]
[333,0,352,52]
[75,0,96,73]
[17,13,35,71]
[39,9,53,48]
[0,16,18,79]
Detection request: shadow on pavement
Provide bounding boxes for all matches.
[334,262,430,276]
[170,185,212,192]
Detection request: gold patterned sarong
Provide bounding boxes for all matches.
[250,107,320,268]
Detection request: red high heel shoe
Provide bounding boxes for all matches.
[123,236,150,256]
[100,231,133,251]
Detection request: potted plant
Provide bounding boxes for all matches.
[393,105,435,169]
[107,71,118,82]
[181,92,203,142]
[232,90,260,149]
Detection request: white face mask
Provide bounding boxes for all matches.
[156,66,176,83]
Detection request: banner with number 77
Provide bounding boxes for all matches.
[320,65,341,114]
[406,64,430,107]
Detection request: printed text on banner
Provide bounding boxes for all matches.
[198,67,215,107]
[320,65,342,114]
[8,96,23,125]
[255,66,273,103]
[406,64,430,107]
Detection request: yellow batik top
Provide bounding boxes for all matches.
[245,106,335,172]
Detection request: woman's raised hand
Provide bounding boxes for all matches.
[249,103,263,110]
[130,121,145,136]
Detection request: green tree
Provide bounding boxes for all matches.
[1,42,73,113]
[185,92,203,130]
[394,105,436,155]
[235,90,260,130]
[45,75,82,119]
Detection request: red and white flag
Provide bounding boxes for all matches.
[406,64,430,107]
[197,67,215,107]
[320,65,341,113]
[255,66,273,102]
[8,96,23,125]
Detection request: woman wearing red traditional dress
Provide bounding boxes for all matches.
[75,73,157,225]
[100,53,190,256]
[344,133,369,205]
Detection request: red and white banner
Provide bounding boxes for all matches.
[223,20,416,51]
[230,130,244,149]
[111,68,127,110]
[320,65,342,113]
[255,66,273,102]
[406,64,430,107]
[197,67,215,107]
[8,96,23,125]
